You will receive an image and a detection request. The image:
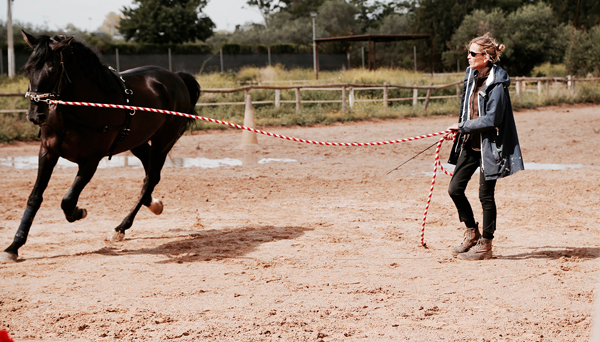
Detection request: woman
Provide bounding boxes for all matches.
[446,33,524,260]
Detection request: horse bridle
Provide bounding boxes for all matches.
[24,50,71,105]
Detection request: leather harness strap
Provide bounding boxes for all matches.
[106,66,135,160]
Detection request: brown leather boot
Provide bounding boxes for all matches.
[458,237,493,260]
[451,225,481,256]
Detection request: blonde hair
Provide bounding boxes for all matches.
[468,33,505,63]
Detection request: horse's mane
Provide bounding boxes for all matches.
[24,34,114,90]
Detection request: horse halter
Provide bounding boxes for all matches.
[24,50,71,105]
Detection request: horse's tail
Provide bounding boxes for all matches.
[177,72,201,113]
[176,71,201,131]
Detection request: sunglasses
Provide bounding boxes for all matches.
[468,51,486,57]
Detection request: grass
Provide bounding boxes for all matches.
[1,65,600,143]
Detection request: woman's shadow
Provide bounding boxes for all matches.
[93,225,312,263]
[497,246,600,260]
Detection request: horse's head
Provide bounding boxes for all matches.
[22,30,74,125]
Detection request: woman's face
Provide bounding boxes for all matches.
[467,43,491,72]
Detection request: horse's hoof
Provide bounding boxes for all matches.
[109,231,125,242]
[149,199,163,215]
[81,208,87,219]
[0,251,18,263]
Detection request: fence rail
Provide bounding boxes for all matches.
[2,76,599,114]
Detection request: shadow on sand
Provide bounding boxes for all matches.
[497,246,600,260]
[90,225,312,263]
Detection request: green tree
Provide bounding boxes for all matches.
[441,9,506,71]
[565,26,600,76]
[545,0,600,31]
[119,0,215,44]
[501,2,569,76]
[318,0,361,37]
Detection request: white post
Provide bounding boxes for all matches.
[7,0,15,78]
[349,87,354,108]
[537,81,542,97]
[413,85,418,106]
[275,89,281,107]
[516,81,521,96]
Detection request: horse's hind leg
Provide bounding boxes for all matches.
[61,160,100,223]
[111,142,172,241]
[130,143,163,213]
[1,147,58,262]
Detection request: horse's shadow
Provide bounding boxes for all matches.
[497,246,600,260]
[92,225,312,263]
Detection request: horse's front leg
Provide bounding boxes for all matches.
[61,160,100,223]
[1,147,59,262]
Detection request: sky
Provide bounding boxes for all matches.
[0,0,266,33]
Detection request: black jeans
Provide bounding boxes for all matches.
[448,146,497,239]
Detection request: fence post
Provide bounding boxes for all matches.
[341,85,347,113]
[537,81,542,97]
[295,87,301,114]
[349,87,355,108]
[268,46,271,66]
[383,82,389,109]
[412,85,418,106]
[237,89,262,150]
[361,46,365,69]
[220,48,224,73]
[456,83,461,104]
[275,89,281,108]
[424,83,433,110]
[168,47,172,72]
[516,80,521,97]
[115,48,120,72]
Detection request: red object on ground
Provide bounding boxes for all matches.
[0,330,14,342]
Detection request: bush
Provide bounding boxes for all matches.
[221,43,254,55]
[97,42,213,55]
[271,43,296,54]
[565,26,600,76]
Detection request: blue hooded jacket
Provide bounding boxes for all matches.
[448,64,524,180]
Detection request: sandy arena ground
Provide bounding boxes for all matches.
[0,104,599,341]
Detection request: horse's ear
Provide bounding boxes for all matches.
[22,30,37,48]
[51,36,75,51]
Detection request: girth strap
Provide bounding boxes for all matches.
[107,66,135,160]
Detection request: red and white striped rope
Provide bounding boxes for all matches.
[419,137,454,246]
[47,98,454,246]
[47,99,450,146]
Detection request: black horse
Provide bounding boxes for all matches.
[0,31,200,262]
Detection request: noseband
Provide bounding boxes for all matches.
[24,51,71,105]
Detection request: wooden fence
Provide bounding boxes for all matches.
[199,81,463,113]
[2,76,599,115]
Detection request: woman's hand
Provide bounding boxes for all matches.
[445,123,459,140]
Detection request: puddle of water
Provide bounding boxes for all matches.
[0,156,297,170]
[1,156,595,172]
